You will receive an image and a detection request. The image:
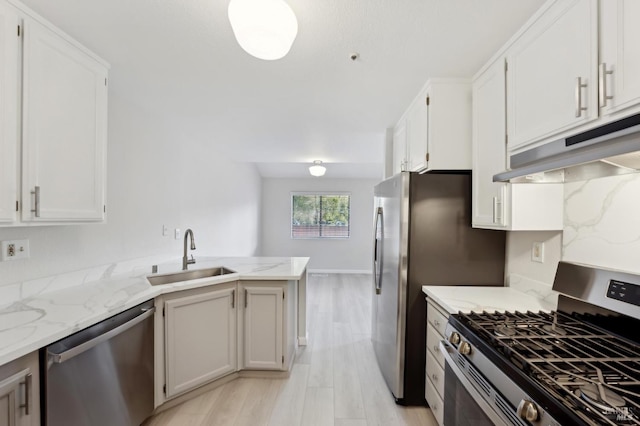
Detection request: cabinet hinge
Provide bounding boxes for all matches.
[425,96,430,106]
[17,25,20,36]
[15,200,19,212]
[426,152,430,162]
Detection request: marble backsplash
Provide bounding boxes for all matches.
[564,173,640,274]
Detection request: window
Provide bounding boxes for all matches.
[291,193,350,239]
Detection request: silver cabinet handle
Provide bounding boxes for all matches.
[599,63,613,108]
[30,186,40,217]
[231,289,235,308]
[245,289,248,308]
[20,373,31,415]
[575,77,587,117]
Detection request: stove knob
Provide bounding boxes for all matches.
[458,341,471,355]
[449,332,460,345]
[517,400,539,422]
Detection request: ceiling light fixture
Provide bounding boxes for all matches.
[227,0,298,61]
[309,160,326,177]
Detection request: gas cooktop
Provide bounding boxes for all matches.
[452,309,640,425]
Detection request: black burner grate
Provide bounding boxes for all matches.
[458,310,640,426]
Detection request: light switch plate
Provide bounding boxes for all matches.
[174,228,181,240]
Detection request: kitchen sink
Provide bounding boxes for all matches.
[147,267,236,285]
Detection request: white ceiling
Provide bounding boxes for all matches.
[19,0,544,179]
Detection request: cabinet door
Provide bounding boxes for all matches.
[0,4,19,224]
[21,18,107,222]
[392,120,407,175]
[507,0,598,151]
[600,0,640,116]
[472,58,507,229]
[165,286,237,398]
[243,285,283,370]
[0,370,30,426]
[406,94,428,172]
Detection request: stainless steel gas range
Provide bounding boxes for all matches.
[441,261,640,426]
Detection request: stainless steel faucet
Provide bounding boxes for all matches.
[182,229,196,270]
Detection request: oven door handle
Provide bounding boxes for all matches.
[440,340,511,426]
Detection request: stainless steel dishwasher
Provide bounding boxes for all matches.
[42,299,155,426]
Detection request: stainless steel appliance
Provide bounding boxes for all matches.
[372,171,506,405]
[442,261,640,425]
[494,112,640,183]
[42,299,155,426]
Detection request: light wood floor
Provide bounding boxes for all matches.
[145,273,437,426]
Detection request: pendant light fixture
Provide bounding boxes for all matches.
[228,0,298,61]
[309,160,326,177]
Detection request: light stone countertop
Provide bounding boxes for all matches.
[422,285,557,315]
[0,256,309,367]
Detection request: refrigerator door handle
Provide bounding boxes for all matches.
[374,207,384,295]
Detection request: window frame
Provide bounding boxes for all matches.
[290,191,351,240]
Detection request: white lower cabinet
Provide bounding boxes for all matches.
[164,283,237,399]
[159,279,297,402]
[240,280,296,371]
[0,352,39,426]
[425,298,448,426]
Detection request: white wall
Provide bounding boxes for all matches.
[261,177,378,272]
[0,85,262,287]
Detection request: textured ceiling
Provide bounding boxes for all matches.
[19,0,545,178]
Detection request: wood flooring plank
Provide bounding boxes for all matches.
[234,378,283,426]
[333,322,365,420]
[300,387,334,426]
[202,378,253,426]
[268,363,310,426]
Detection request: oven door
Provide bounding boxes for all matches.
[440,341,527,426]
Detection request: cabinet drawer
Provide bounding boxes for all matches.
[427,301,448,336]
[426,349,445,399]
[425,377,444,426]
[426,323,445,368]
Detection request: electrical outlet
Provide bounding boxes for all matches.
[162,225,169,237]
[1,239,30,261]
[174,228,181,240]
[531,241,544,263]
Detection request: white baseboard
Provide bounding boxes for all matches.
[308,269,372,275]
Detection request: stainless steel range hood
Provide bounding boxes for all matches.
[493,113,640,183]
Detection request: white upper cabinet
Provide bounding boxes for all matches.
[393,79,471,174]
[507,0,598,151]
[21,16,108,222]
[0,0,109,226]
[0,3,19,223]
[392,119,407,175]
[472,58,508,228]
[472,56,563,231]
[599,0,640,117]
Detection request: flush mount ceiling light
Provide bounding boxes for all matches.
[309,160,326,177]
[228,0,298,61]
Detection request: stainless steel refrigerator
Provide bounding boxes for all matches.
[372,171,506,405]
